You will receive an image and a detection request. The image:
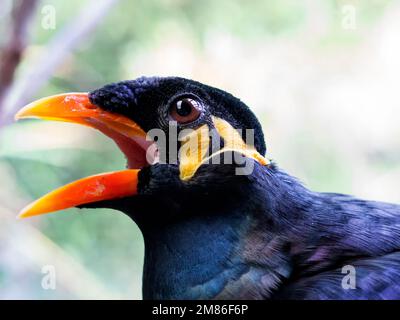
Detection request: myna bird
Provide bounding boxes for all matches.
[15,77,400,299]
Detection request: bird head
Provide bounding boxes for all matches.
[15,76,268,221]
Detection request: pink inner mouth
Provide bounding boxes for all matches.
[86,119,156,169]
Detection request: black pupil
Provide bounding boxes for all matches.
[176,99,193,117]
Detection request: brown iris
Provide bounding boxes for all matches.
[169,98,201,124]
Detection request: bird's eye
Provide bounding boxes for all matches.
[169,98,201,124]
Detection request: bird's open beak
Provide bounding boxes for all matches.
[15,93,269,218]
[15,93,150,218]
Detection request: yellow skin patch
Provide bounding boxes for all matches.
[212,116,268,166]
[179,124,210,181]
[178,117,269,181]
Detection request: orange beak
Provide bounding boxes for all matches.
[15,93,151,218]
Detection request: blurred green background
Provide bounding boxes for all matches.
[0,0,399,299]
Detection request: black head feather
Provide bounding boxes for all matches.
[89,76,266,155]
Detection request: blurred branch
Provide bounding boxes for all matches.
[0,0,39,114]
[0,0,119,127]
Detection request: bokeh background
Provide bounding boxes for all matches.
[0,0,399,299]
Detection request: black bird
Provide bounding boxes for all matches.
[16,76,400,299]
